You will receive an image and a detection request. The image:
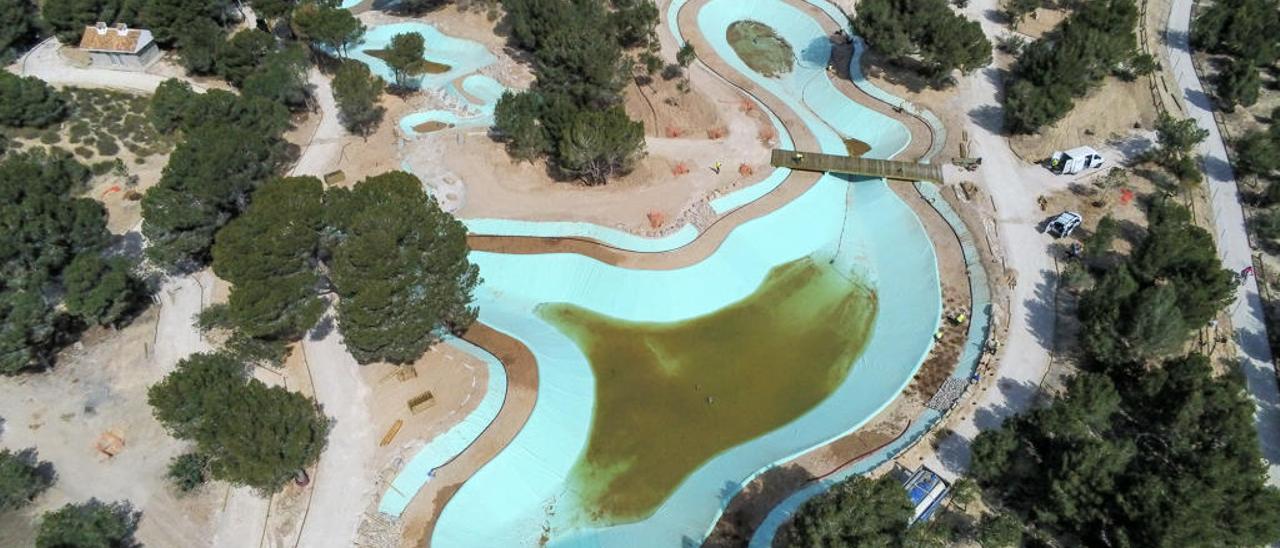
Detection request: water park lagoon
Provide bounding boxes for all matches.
[540,257,877,523]
[364,0,946,545]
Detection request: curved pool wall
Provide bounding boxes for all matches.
[694,0,909,160]
[749,182,994,548]
[347,22,514,137]
[435,178,939,548]
[463,219,701,252]
[351,22,496,87]
[377,336,508,517]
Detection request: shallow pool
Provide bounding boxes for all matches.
[390,0,942,545]
[350,22,496,87]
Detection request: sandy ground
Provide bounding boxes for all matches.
[413,62,776,236]
[0,269,218,547]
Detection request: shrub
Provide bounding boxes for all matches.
[94,136,119,157]
[167,452,210,493]
[0,72,66,128]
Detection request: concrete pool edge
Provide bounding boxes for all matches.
[378,0,962,540]
[376,336,509,517]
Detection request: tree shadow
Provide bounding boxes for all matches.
[1163,29,1190,52]
[1184,87,1214,111]
[1023,268,1059,351]
[309,314,336,341]
[933,429,974,474]
[973,378,1041,431]
[1105,133,1154,161]
[968,104,1006,134]
[1202,153,1236,184]
[704,464,813,548]
[802,36,832,68]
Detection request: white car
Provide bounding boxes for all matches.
[1045,211,1082,238]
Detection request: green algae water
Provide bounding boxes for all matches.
[536,256,878,523]
[726,20,795,78]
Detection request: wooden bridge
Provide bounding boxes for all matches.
[770,149,944,184]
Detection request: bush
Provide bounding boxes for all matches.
[0,448,53,510]
[852,0,992,78]
[94,136,119,157]
[36,499,139,548]
[167,452,210,493]
[0,73,67,128]
[1003,0,1140,133]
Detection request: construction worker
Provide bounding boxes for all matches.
[713,161,722,174]
[793,152,805,163]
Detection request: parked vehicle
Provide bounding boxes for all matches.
[1045,211,1083,238]
[1049,146,1105,175]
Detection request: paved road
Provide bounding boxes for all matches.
[1167,0,1280,487]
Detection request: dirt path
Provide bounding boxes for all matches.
[1167,0,1280,487]
[913,0,1072,480]
[290,68,346,179]
[290,328,379,547]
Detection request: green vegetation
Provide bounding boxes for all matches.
[216,29,278,87]
[851,0,991,81]
[787,475,912,546]
[0,73,67,129]
[1151,112,1209,186]
[325,172,480,363]
[967,188,1280,545]
[1,150,146,375]
[1192,0,1279,67]
[36,499,139,548]
[40,0,141,43]
[0,448,53,511]
[1000,0,1041,29]
[205,171,479,365]
[142,81,291,270]
[1235,129,1279,179]
[291,1,364,57]
[0,0,39,62]
[240,45,312,111]
[141,121,286,269]
[1214,57,1261,111]
[976,511,1023,547]
[148,352,328,491]
[382,32,427,88]
[62,255,144,326]
[332,60,386,136]
[1081,201,1234,365]
[166,452,211,493]
[972,356,1280,546]
[141,0,232,48]
[1003,0,1140,133]
[492,0,653,185]
[211,177,326,341]
[726,21,793,78]
[540,257,876,521]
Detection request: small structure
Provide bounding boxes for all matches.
[1049,146,1105,175]
[78,23,160,71]
[903,466,950,525]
